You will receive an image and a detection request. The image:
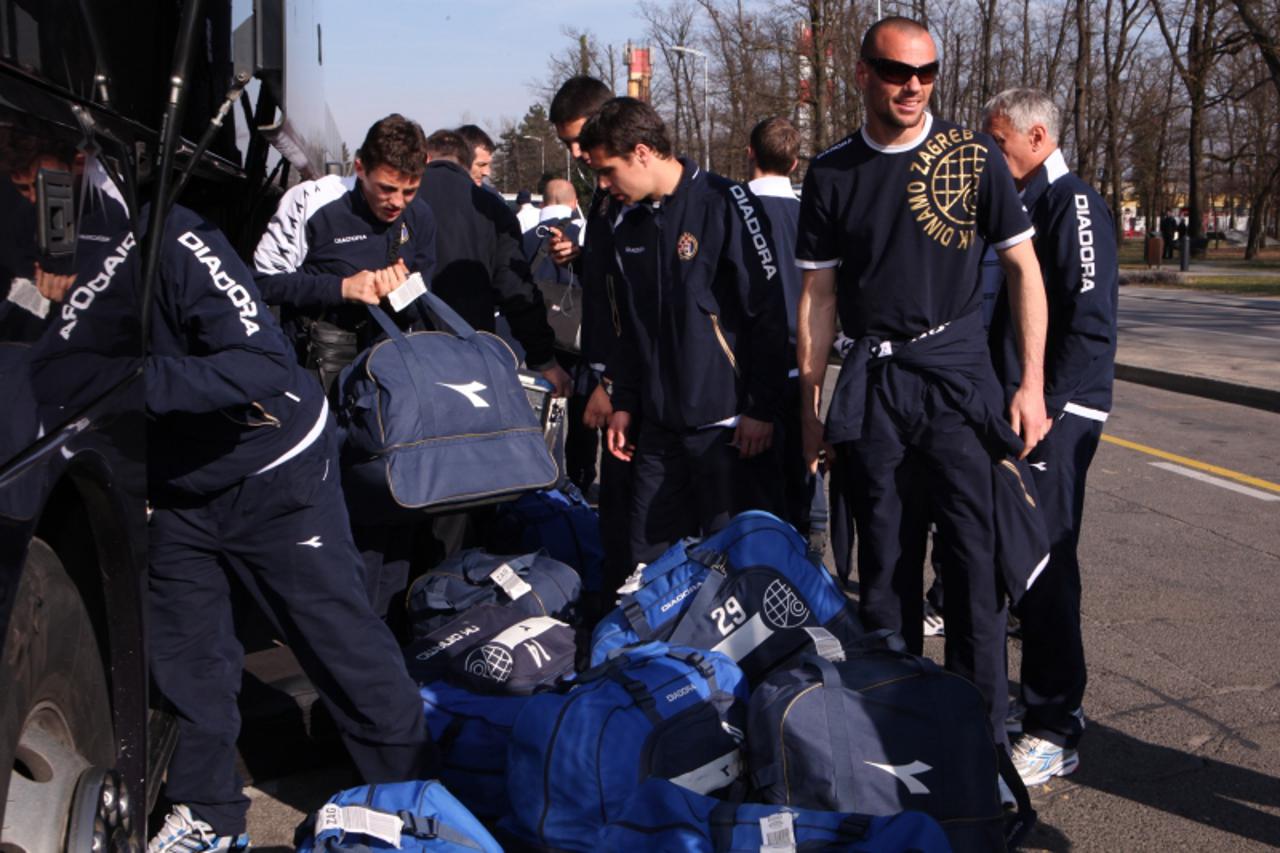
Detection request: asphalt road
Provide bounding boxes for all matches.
[1117,288,1280,394]
[239,379,1280,851]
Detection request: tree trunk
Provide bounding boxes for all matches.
[1073,0,1094,182]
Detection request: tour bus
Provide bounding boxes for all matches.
[0,1,340,847]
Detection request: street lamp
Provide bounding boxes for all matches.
[671,45,709,172]
[519,134,545,177]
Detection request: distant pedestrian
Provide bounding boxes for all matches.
[1160,211,1176,259]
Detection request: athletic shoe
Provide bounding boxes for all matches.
[922,600,945,637]
[1011,734,1080,787]
[148,805,250,853]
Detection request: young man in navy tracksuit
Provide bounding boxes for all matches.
[40,178,436,849]
[547,76,636,611]
[746,116,834,554]
[253,114,437,380]
[253,115,439,620]
[983,88,1118,785]
[796,18,1051,748]
[580,97,787,564]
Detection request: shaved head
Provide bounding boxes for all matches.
[542,178,577,208]
[861,15,932,58]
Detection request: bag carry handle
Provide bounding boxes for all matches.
[366,304,440,440]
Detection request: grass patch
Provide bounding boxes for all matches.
[1124,276,1280,296]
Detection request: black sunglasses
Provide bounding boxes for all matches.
[863,56,940,85]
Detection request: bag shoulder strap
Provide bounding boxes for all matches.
[666,567,729,646]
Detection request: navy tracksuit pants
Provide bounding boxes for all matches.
[148,429,435,836]
[834,366,1010,747]
[1017,411,1103,748]
[629,420,781,565]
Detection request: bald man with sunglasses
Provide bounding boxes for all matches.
[796,16,1050,749]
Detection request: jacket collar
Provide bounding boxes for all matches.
[1019,148,1069,209]
[748,175,798,199]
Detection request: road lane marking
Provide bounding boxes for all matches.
[1102,434,1280,495]
[1148,462,1280,502]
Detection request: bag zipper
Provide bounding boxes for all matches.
[708,313,740,377]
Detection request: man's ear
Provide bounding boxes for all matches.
[354,157,366,178]
[634,144,651,166]
[788,157,799,176]
[1030,124,1048,152]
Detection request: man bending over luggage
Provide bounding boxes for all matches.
[581,97,788,564]
[141,207,436,851]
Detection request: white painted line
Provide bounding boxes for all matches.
[1149,461,1280,502]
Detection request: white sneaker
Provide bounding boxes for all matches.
[923,600,945,637]
[148,805,250,853]
[1011,733,1080,787]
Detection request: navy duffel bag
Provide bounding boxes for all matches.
[338,288,557,524]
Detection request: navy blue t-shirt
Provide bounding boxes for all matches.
[796,114,1033,340]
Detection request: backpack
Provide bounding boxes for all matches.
[414,680,530,821]
[406,549,581,638]
[503,643,749,851]
[490,485,605,594]
[748,650,1014,853]
[405,604,576,695]
[293,779,502,852]
[598,778,951,852]
[338,286,557,525]
[591,511,863,683]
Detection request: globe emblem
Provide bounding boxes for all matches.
[762,580,809,629]
[465,644,513,682]
[929,143,985,227]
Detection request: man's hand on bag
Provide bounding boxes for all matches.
[541,362,572,398]
[341,270,380,305]
[548,226,581,266]
[732,416,774,459]
[583,383,613,429]
[373,259,409,298]
[606,410,635,462]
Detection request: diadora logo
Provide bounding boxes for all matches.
[58,233,136,340]
[437,381,490,408]
[1074,194,1097,292]
[296,536,323,549]
[864,760,933,794]
[728,184,778,280]
[660,581,703,613]
[332,234,367,244]
[665,684,697,703]
[177,231,261,336]
[1030,461,1048,472]
[416,625,481,660]
[623,245,646,254]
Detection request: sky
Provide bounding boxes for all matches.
[321,0,649,149]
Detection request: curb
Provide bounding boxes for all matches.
[1115,363,1280,414]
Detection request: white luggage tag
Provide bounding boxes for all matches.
[387,271,427,313]
[315,803,403,847]
[489,562,533,601]
[759,811,797,852]
[801,626,846,662]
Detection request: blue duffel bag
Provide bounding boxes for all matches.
[598,778,952,852]
[503,642,749,851]
[748,651,1021,853]
[414,680,530,821]
[338,288,558,525]
[406,548,581,638]
[591,511,864,682]
[491,484,605,593]
[293,779,502,852]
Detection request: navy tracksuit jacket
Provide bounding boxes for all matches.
[990,149,1118,748]
[611,159,788,561]
[252,174,437,361]
[143,205,434,835]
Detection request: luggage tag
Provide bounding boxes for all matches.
[315,803,403,847]
[801,626,846,662]
[387,271,427,313]
[489,562,534,601]
[759,811,797,853]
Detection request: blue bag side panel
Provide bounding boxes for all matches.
[297,779,502,852]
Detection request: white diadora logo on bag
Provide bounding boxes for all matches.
[865,760,933,794]
[437,381,490,408]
